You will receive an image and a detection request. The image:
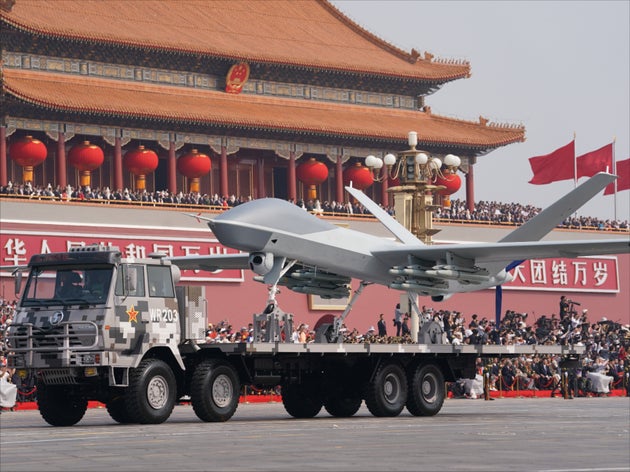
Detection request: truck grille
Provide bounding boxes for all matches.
[39,368,80,385]
[6,321,99,367]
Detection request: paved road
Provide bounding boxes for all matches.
[1,397,628,472]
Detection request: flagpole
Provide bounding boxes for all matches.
[572,132,578,222]
[573,132,577,189]
[612,137,617,222]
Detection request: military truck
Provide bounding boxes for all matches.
[5,244,582,426]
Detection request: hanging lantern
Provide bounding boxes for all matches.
[434,170,462,208]
[123,145,159,190]
[342,162,374,190]
[8,135,47,184]
[296,157,328,200]
[434,171,462,195]
[68,141,104,188]
[177,149,212,193]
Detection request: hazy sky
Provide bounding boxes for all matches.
[333,0,629,222]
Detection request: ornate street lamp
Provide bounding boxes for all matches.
[365,132,462,341]
[365,131,461,245]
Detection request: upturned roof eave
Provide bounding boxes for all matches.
[6,88,524,153]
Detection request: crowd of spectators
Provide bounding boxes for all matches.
[1,181,627,230]
[437,197,628,230]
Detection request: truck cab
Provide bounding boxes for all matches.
[6,244,187,425]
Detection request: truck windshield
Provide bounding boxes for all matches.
[22,266,114,306]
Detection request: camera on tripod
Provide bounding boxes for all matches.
[567,300,580,315]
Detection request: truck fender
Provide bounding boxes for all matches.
[168,345,186,371]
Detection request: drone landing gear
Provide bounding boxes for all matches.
[253,302,293,343]
[314,282,369,343]
[252,257,296,343]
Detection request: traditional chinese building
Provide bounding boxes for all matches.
[1,0,627,328]
[1,0,526,207]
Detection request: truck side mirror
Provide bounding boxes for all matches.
[122,265,137,295]
[13,269,23,295]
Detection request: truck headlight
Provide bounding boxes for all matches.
[84,367,98,377]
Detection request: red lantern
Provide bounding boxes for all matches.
[68,141,104,188]
[124,145,159,191]
[9,135,47,184]
[296,157,328,200]
[343,162,374,191]
[434,171,462,195]
[177,149,212,193]
[434,171,462,208]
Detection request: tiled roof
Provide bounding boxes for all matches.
[4,69,525,149]
[1,0,470,82]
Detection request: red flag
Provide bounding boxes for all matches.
[528,140,575,185]
[604,158,630,195]
[576,143,613,178]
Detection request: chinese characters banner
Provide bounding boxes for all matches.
[504,257,619,293]
[1,232,244,282]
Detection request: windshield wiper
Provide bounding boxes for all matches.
[61,297,91,305]
[23,299,63,306]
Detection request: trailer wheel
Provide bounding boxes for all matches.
[281,382,323,418]
[324,396,362,417]
[126,358,176,424]
[37,382,88,427]
[406,363,445,416]
[106,393,132,424]
[191,359,240,422]
[364,361,407,417]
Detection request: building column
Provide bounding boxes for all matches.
[381,168,389,207]
[168,141,177,193]
[288,150,296,202]
[257,156,266,199]
[220,145,228,198]
[114,136,123,191]
[466,162,475,213]
[336,154,344,203]
[56,132,67,188]
[0,127,6,187]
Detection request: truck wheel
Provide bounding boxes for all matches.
[106,394,132,424]
[190,359,240,422]
[324,396,362,417]
[281,382,323,418]
[37,382,87,427]
[364,361,407,417]
[126,358,176,424]
[406,363,445,416]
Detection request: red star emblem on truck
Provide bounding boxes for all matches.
[126,305,139,323]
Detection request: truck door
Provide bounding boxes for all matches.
[110,264,148,361]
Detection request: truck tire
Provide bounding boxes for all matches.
[190,359,240,422]
[126,358,176,424]
[37,382,88,427]
[281,382,323,418]
[406,363,445,416]
[364,361,407,417]
[324,396,362,417]
[106,394,132,424]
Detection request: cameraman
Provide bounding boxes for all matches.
[559,295,570,320]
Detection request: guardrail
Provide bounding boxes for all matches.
[2,194,627,232]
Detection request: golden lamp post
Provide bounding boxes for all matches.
[365,131,462,341]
